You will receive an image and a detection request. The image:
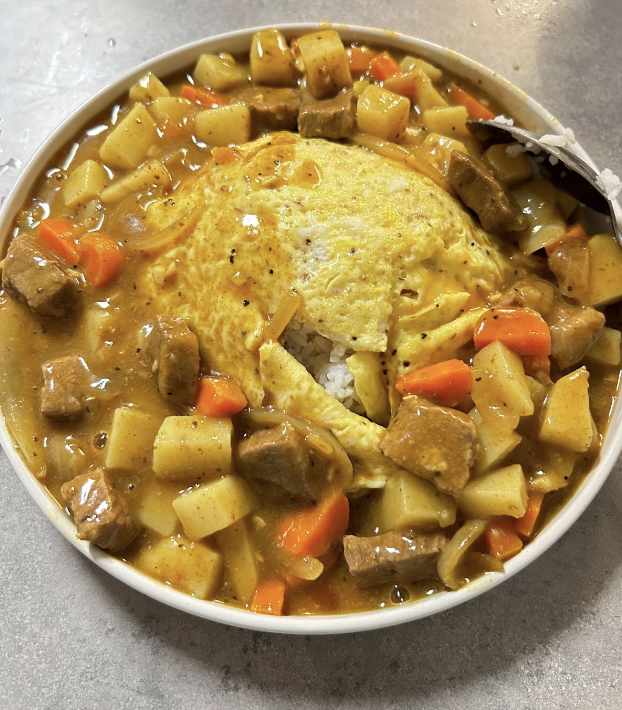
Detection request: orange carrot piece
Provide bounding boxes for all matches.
[544,221,589,255]
[370,51,401,81]
[395,359,472,407]
[211,146,239,165]
[280,491,350,558]
[179,84,228,107]
[484,518,523,561]
[250,579,287,615]
[449,84,496,121]
[522,353,550,377]
[79,233,124,287]
[515,492,545,538]
[347,45,376,74]
[474,306,551,357]
[162,122,183,140]
[39,218,80,264]
[194,376,247,417]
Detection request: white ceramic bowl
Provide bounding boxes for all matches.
[1,23,620,634]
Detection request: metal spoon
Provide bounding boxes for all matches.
[467,118,622,247]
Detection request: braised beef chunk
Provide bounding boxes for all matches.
[547,237,591,304]
[61,469,138,552]
[448,150,528,237]
[145,315,200,406]
[298,89,357,140]
[41,355,89,419]
[381,395,477,496]
[2,235,79,317]
[343,530,447,587]
[235,87,301,129]
[235,425,325,502]
[497,278,604,369]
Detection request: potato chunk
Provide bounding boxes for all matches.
[380,470,456,532]
[421,106,469,139]
[584,326,622,366]
[105,407,164,470]
[297,30,352,98]
[458,464,528,518]
[469,408,522,475]
[99,103,159,170]
[586,233,622,307]
[148,96,193,125]
[412,70,448,111]
[129,72,170,103]
[512,179,567,254]
[539,366,592,453]
[214,519,258,604]
[483,144,532,187]
[136,534,223,599]
[194,54,247,92]
[100,160,171,204]
[194,104,251,146]
[137,482,181,536]
[153,416,233,480]
[529,447,577,494]
[250,29,298,86]
[173,475,254,540]
[63,159,107,208]
[346,351,390,426]
[357,85,410,142]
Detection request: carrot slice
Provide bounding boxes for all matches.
[79,233,124,287]
[474,306,551,357]
[484,518,523,560]
[395,359,472,407]
[161,122,183,140]
[347,45,376,74]
[179,84,228,107]
[250,579,287,615]
[522,353,550,377]
[370,51,401,81]
[211,146,239,165]
[449,84,496,121]
[280,491,350,558]
[544,221,589,256]
[194,376,247,417]
[515,492,545,538]
[39,218,80,264]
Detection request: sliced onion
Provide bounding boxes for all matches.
[127,207,203,254]
[437,519,488,590]
[284,554,324,581]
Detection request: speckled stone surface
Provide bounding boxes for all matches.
[1,1,622,708]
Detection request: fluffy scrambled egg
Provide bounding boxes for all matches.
[141,132,521,487]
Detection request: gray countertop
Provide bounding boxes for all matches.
[1,1,622,708]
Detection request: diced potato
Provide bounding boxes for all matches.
[250,29,297,86]
[412,69,448,111]
[105,407,164,470]
[63,159,108,208]
[421,106,469,139]
[99,103,159,170]
[194,104,251,146]
[346,351,390,426]
[129,72,170,103]
[100,160,170,204]
[587,233,622,307]
[399,56,443,82]
[137,483,181,536]
[173,475,254,540]
[529,447,577,494]
[357,84,410,142]
[148,96,193,125]
[512,179,567,254]
[153,416,233,480]
[416,133,468,177]
[353,79,370,97]
[438,519,487,590]
[380,470,457,532]
[297,30,352,99]
[555,187,580,220]
[136,534,222,598]
[193,53,248,92]
[483,144,532,186]
[584,326,621,366]
[469,407,522,475]
[539,366,592,452]
[458,464,529,518]
[472,340,534,421]
[214,518,258,603]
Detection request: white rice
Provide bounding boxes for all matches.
[283,320,364,413]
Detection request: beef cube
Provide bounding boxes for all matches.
[381,395,477,496]
[448,150,528,237]
[235,425,324,502]
[298,89,357,140]
[145,315,200,407]
[40,355,89,419]
[343,530,447,587]
[61,468,138,552]
[2,235,80,317]
[235,87,301,129]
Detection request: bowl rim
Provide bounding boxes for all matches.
[1,21,620,635]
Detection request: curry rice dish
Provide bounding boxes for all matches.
[2,28,622,616]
